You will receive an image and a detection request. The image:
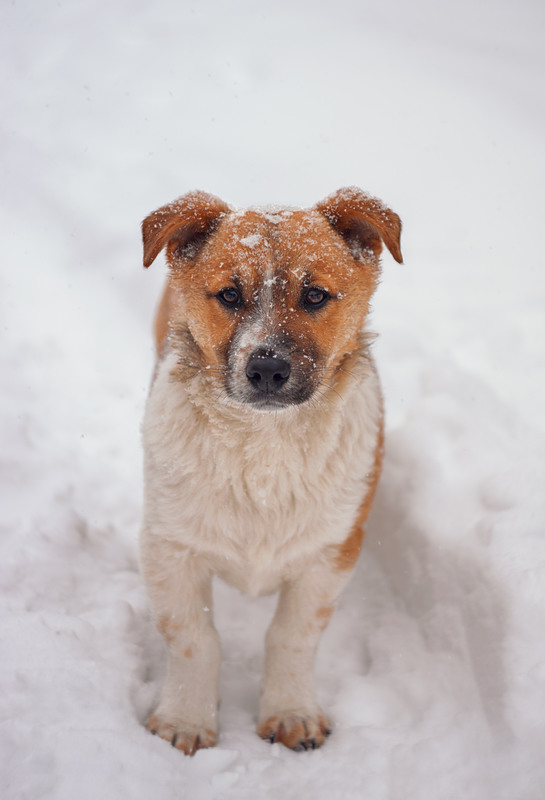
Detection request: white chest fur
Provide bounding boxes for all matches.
[141,352,381,596]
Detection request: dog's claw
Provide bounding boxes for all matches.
[146,713,216,755]
[258,711,331,751]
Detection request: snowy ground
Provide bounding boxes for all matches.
[2,1,545,798]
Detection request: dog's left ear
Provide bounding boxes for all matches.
[315,187,403,264]
[142,191,231,268]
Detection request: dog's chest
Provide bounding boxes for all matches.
[142,354,381,594]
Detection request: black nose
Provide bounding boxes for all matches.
[246,355,291,393]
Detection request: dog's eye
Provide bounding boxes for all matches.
[217,287,242,308]
[303,287,330,310]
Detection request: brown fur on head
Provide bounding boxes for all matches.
[142,187,402,410]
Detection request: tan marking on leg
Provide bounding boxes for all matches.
[183,646,193,659]
[157,614,183,644]
[316,604,334,620]
[315,604,334,631]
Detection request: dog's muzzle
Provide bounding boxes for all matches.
[226,338,318,409]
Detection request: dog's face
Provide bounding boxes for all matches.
[143,189,402,410]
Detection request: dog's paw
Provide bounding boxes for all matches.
[147,713,217,755]
[258,710,332,751]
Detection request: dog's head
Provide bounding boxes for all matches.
[142,188,402,410]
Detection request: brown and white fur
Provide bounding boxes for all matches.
[139,187,402,754]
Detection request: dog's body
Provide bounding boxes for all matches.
[140,188,402,754]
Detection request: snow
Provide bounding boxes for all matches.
[1,0,545,798]
[239,233,263,248]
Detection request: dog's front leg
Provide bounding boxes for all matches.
[258,551,355,751]
[141,535,220,755]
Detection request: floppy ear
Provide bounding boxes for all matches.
[142,191,231,268]
[315,186,403,264]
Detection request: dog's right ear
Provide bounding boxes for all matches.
[315,187,403,264]
[142,191,231,268]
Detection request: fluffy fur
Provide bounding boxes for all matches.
[139,187,402,754]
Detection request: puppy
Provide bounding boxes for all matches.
[140,187,402,754]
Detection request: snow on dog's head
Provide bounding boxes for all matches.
[142,188,402,410]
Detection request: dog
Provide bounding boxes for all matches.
[139,187,402,754]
